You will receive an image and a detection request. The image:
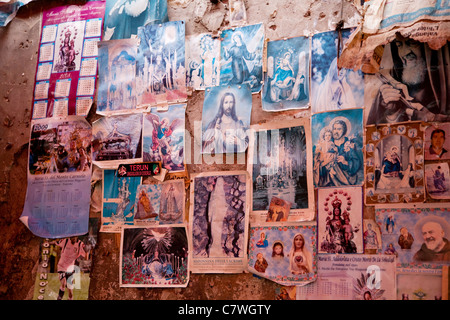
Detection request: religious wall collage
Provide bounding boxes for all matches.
[13,0,450,300]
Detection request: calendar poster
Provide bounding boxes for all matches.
[31,1,105,119]
[20,116,93,238]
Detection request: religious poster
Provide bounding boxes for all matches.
[202,84,252,155]
[317,187,364,254]
[20,116,92,238]
[397,270,444,300]
[219,23,264,93]
[248,118,314,223]
[120,225,189,287]
[262,35,310,111]
[266,197,291,222]
[185,33,220,90]
[103,0,168,41]
[247,223,317,286]
[143,104,186,172]
[425,162,450,200]
[365,121,425,205]
[311,29,364,114]
[32,218,98,300]
[31,1,105,119]
[97,38,138,115]
[189,171,250,273]
[92,113,143,169]
[136,20,187,107]
[101,168,142,233]
[364,40,450,126]
[424,123,450,161]
[296,254,396,300]
[363,219,382,251]
[311,108,364,188]
[375,204,450,269]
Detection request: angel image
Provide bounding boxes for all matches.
[146,113,183,170]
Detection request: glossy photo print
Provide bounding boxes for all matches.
[143,104,185,172]
[262,36,310,111]
[311,108,364,188]
[311,29,364,114]
[424,123,450,161]
[365,122,425,205]
[120,225,189,287]
[136,20,187,107]
[219,23,264,93]
[202,84,252,155]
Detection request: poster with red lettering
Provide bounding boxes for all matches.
[31,1,105,119]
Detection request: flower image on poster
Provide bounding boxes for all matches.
[103,0,168,41]
[317,187,363,254]
[185,33,220,90]
[189,171,249,273]
[425,162,450,200]
[92,113,143,169]
[424,123,450,160]
[365,39,450,126]
[262,36,310,111]
[143,104,185,172]
[248,118,314,222]
[136,20,187,107]
[247,223,317,286]
[311,108,364,188]
[20,116,93,238]
[375,205,450,268]
[365,122,425,205]
[311,29,364,114]
[101,169,142,232]
[219,23,264,93]
[202,84,251,155]
[97,38,138,114]
[120,225,189,287]
[32,218,99,300]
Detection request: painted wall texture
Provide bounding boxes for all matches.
[0,0,363,299]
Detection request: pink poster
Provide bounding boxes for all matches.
[31,1,105,119]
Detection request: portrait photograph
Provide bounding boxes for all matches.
[248,223,317,286]
[120,225,189,287]
[311,28,364,114]
[424,123,450,160]
[262,35,310,112]
[219,23,264,93]
[311,108,364,188]
[202,84,252,155]
[365,122,425,205]
[375,205,450,268]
